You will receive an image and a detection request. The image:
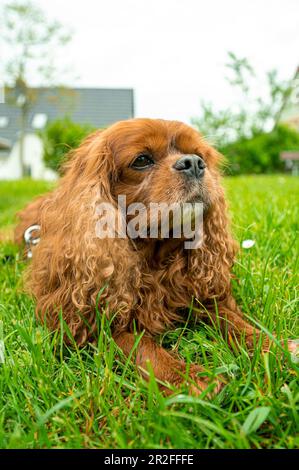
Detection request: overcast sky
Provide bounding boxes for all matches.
[4,0,299,123]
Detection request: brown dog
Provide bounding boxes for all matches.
[15,118,298,395]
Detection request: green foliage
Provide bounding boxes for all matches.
[1,0,71,85]
[192,52,295,175]
[221,124,299,175]
[0,176,298,448]
[40,117,96,173]
[1,1,73,177]
[192,53,292,146]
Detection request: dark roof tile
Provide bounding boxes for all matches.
[0,87,134,145]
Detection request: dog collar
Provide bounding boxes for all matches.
[24,224,41,259]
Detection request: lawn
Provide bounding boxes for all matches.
[0,175,298,449]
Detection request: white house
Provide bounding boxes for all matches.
[0,133,57,180]
[0,87,134,180]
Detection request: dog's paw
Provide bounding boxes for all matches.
[263,338,299,362]
[187,365,224,397]
[162,364,224,398]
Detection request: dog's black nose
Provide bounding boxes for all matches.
[173,154,206,179]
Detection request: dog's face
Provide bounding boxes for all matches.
[105,118,220,212]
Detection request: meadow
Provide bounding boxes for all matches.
[0,175,298,449]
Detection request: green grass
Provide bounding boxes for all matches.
[0,175,298,449]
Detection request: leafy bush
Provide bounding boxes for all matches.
[192,52,298,175]
[221,124,299,175]
[40,117,96,173]
[192,52,292,149]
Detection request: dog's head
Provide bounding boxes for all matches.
[65,118,223,242]
[106,118,221,210]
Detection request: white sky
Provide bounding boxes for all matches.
[3,0,299,123]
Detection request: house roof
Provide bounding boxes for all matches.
[0,87,134,146]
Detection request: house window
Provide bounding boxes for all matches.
[0,116,9,128]
[32,113,48,129]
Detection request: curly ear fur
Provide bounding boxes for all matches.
[187,172,238,303]
[28,131,140,345]
[114,171,238,337]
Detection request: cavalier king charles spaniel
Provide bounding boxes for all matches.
[15,118,298,395]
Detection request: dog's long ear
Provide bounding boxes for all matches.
[28,130,138,345]
[187,163,238,303]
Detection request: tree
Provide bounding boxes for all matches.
[192,52,293,148]
[0,1,72,176]
[222,124,299,175]
[40,117,96,174]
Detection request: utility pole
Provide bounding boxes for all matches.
[17,90,27,178]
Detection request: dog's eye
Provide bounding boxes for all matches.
[130,154,154,170]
